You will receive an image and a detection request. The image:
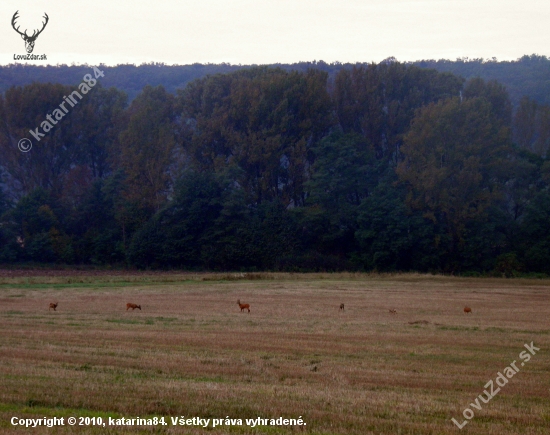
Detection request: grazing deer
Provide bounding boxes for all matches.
[464,306,472,314]
[126,303,141,311]
[389,309,397,314]
[49,302,58,311]
[339,303,345,311]
[237,299,250,313]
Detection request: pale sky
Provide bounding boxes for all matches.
[1,0,548,65]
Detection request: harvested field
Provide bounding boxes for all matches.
[0,272,549,434]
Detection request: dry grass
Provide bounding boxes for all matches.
[0,273,549,434]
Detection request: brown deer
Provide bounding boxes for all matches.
[339,303,345,311]
[126,303,141,311]
[49,302,58,311]
[237,299,250,313]
[389,309,397,314]
[464,306,472,314]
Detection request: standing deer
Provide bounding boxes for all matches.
[49,302,58,311]
[237,299,250,313]
[464,306,472,314]
[339,303,345,311]
[126,303,141,311]
[11,11,49,54]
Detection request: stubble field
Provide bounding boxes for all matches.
[0,271,549,434]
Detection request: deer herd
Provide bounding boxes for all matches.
[47,299,474,316]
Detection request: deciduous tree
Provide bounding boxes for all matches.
[397,96,511,267]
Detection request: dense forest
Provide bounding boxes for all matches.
[1,57,550,274]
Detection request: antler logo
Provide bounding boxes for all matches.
[11,11,49,54]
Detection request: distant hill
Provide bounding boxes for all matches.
[0,61,346,101]
[414,55,550,106]
[0,63,245,101]
[1,55,549,105]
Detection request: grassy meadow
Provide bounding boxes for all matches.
[0,271,549,434]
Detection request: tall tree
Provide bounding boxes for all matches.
[0,83,81,196]
[513,97,550,157]
[72,85,127,178]
[303,132,374,256]
[0,83,126,199]
[332,63,463,160]
[397,96,512,268]
[128,171,236,268]
[178,67,334,206]
[463,77,512,126]
[113,85,179,213]
[355,180,442,271]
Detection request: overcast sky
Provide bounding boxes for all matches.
[1,0,548,65]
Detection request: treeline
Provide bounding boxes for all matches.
[1,54,549,105]
[1,61,550,274]
[415,54,550,106]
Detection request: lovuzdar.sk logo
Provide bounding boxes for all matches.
[11,10,48,54]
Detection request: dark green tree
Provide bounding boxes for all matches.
[518,192,550,274]
[513,97,550,157]
[5,189,73,262]
[463,77,512,126]
[0,186,19,262]
[114,85,179,213]
[178,67,334,206]
[397,96,512,270]
[72,84,127,178]
[302,132,374,257]
[67,179,125,264]
[128,171,232,268]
